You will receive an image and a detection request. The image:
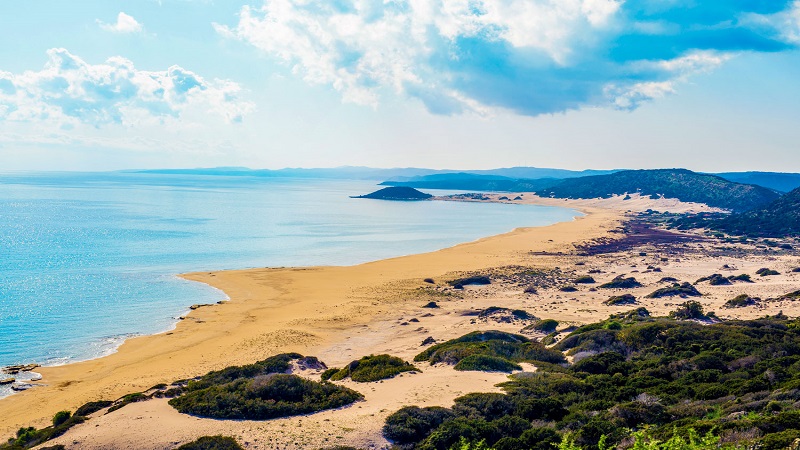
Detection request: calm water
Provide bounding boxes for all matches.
[0,172,579,372]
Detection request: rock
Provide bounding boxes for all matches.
[0,377,15,385]
[11,382,34,391]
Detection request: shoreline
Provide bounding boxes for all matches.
[0,197,617,436]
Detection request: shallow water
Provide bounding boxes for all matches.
[0,172,579,378]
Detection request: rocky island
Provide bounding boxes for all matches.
[352,186,433,201]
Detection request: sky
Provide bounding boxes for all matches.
[1,0,799,172]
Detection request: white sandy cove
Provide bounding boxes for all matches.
[2,194,796,449]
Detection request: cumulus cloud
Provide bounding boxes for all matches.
[98,12,144,34]
[0,48,254,127]
[216,0,799,115]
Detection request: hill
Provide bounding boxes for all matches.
[715,171,800,193]
[536,169,780,212]
[352,186,433,201]
[380,173,560,192]
[713,186,800,237]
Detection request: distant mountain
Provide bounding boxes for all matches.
[134,166,620,182]
[380,173,561,192]
[714,172,800,193]
[713,187,800,237]
[351,186,433,201]
[536,169,781,212]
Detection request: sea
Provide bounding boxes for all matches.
[0,171,579,394]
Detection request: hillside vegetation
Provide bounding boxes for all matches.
[536,169,779,212]
[712,187,800,237]
[384,313,800,450]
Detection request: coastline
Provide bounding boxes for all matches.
[0,198,615,436]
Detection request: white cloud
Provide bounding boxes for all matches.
[99,12,144,34]
[216,0,798,116]
[0,48,254,127]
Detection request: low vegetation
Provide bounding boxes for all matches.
[646,282,702,298]
[723,294,760,308]
[526,319,559,333]
[0,410,85,449]
[176,436,244,450]
[573,276,595,284]
[327,354,419,382]
[604,294,637,306]
[599,276,641,289]
[384,313,800,449]
[757,268,781,277]
[414,331,565,373]
[669,300,714,321]
[694,274,731,286]
[168,353,363,420]
[449,275,491,289]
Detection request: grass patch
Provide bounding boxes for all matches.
[328,354,418,382]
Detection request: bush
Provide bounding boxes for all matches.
[454,355,522,372]
[600,276,642,289]
[574,276,596,284]
[51,411,70,427]
[328,354,418,382]
[729,274,753,283]
[647,282,702,298]
[169,374,363,420]
[559,285,578,292]
[320,368,339,381]
[449,276,491,289]
[605,294,637,306]
[383,406,454,445]
[723,294,759,308]
[74,400,113,417]
[176,436,244,450]
[695,274,732,286]
[756,268,780,277]
[415,331,566,368]
[531,319,559,333]
[670,301,709,320]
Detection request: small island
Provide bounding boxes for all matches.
[352,186,433,201]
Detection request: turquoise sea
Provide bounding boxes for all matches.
[0,172,578,377]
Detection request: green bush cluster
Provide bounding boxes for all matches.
[175,436,244,450]
[599,276,641,289]
[1,411,85,449]
[573,276,595,284]
[646,282,702,299]
[385,314,800,449]
[723,294,759,308]
[694,274,731,286]
[327,354,418,382]
[604,294,637,306]
[669,301,711,320]
[414,331,565,373]
[757,268,781,277]
[167,353,363,420]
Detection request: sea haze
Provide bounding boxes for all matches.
[0,172,579,371]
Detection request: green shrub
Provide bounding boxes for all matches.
[169,374,363,420]
[454,355,522,372]
[647,282,702,298]
[574,276,596,284]
[74,400,113,417]
[723,294,758,308]
[328,354,418,382]
[534,319,559,333]
[176,436,244,450]
[383,406,454,445]
[604,294,637,306]
[415,331,565,368]
[107,392,148,413]
[670,301,709,320]
[756,268,780,277]
[559,285,578,292]
[599,276,642,289]
[51,411,70,427]
[320,368,339,381]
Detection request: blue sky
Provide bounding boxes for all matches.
[1,0,799,172]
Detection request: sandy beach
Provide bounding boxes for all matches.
[3,195,799,449]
